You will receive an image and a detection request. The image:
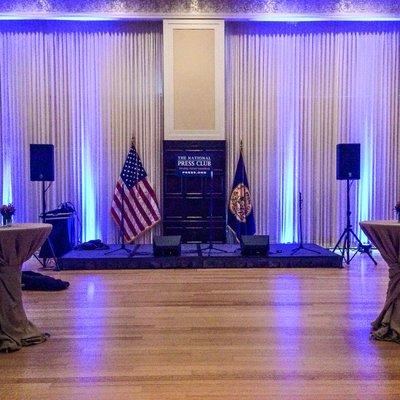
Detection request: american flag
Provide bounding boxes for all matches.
[111,143,161,242]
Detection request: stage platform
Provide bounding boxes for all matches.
[58,243,343,270]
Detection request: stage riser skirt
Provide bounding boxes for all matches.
[59,244,342,270]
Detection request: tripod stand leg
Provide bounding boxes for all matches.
[105,244,131,255]
[46,237,60,270]
[200,243,229,256]
[333,229,347,252]
[37,237,60,270]
[128,244,141,257]
[349,229,377,265]
[333,228,352,264]
[344,239,349,264]
[291,245,321,255]
[365,250,378,266]
[334,178,375,265]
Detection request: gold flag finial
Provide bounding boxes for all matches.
[240,139,243,151]
[131,136,135,146]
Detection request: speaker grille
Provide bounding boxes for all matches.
[336,143,360,180]
[153,235,182,256]
[30,144,55,181]
[241,235,269,256]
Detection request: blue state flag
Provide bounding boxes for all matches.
[227,151,255,241]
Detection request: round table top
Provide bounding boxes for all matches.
[0,223,52,234]
[360,220,400,228]
[0,223,52,267]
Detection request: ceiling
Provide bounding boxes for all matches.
[0,0,399,21]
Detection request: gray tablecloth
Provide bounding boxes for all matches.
[360,220,400,342]
[0,223,52,352]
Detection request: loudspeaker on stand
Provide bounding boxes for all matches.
[336,143,360,180]
[30,144,55,182]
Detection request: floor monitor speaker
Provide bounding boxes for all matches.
[30,144,55,181]
[153,235,182,257]
[336,143,360,180]
[241,235,269,256]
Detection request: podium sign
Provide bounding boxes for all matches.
[176,152,212,177]
[164,140,226,243]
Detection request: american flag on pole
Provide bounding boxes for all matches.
[111,143,161,242]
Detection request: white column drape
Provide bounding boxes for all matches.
[0,22,163,244]
[226,22,400,246]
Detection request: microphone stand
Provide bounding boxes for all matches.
[201,170,228,256]
[291,192,321,255]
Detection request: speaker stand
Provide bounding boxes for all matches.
[127,244,150,257]
[333,179,377,265]
[105,240,130,255]
[201,171,228,256]
[201,242,229,256]
[128,244,141,257]
[38,181,60,271]
[291,192,321,255]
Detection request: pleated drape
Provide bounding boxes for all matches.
[0,21,399,246]
[226,22,400,246]
[0,22,163,243]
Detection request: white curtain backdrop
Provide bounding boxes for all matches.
[0,21,399,246]
[226,22,400,246]
[0,22,163,244]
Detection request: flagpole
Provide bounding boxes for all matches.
[110,136,161,254]
[128,137,148,257]
[227,139,256,242]
[105,182,130,255]
[240,139,246,236]
[106,140,134,255]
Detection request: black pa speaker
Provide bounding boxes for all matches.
[39,215,75,257]
[30,144,55,181]
[336,143,360,180]
[241,235,269,256]
[153,235,182,257]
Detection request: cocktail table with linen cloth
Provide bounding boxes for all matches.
[0,223,52,352]
[359,220,400,342]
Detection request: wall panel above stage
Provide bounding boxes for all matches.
[163,20,225,141]
[163,140,226,243]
